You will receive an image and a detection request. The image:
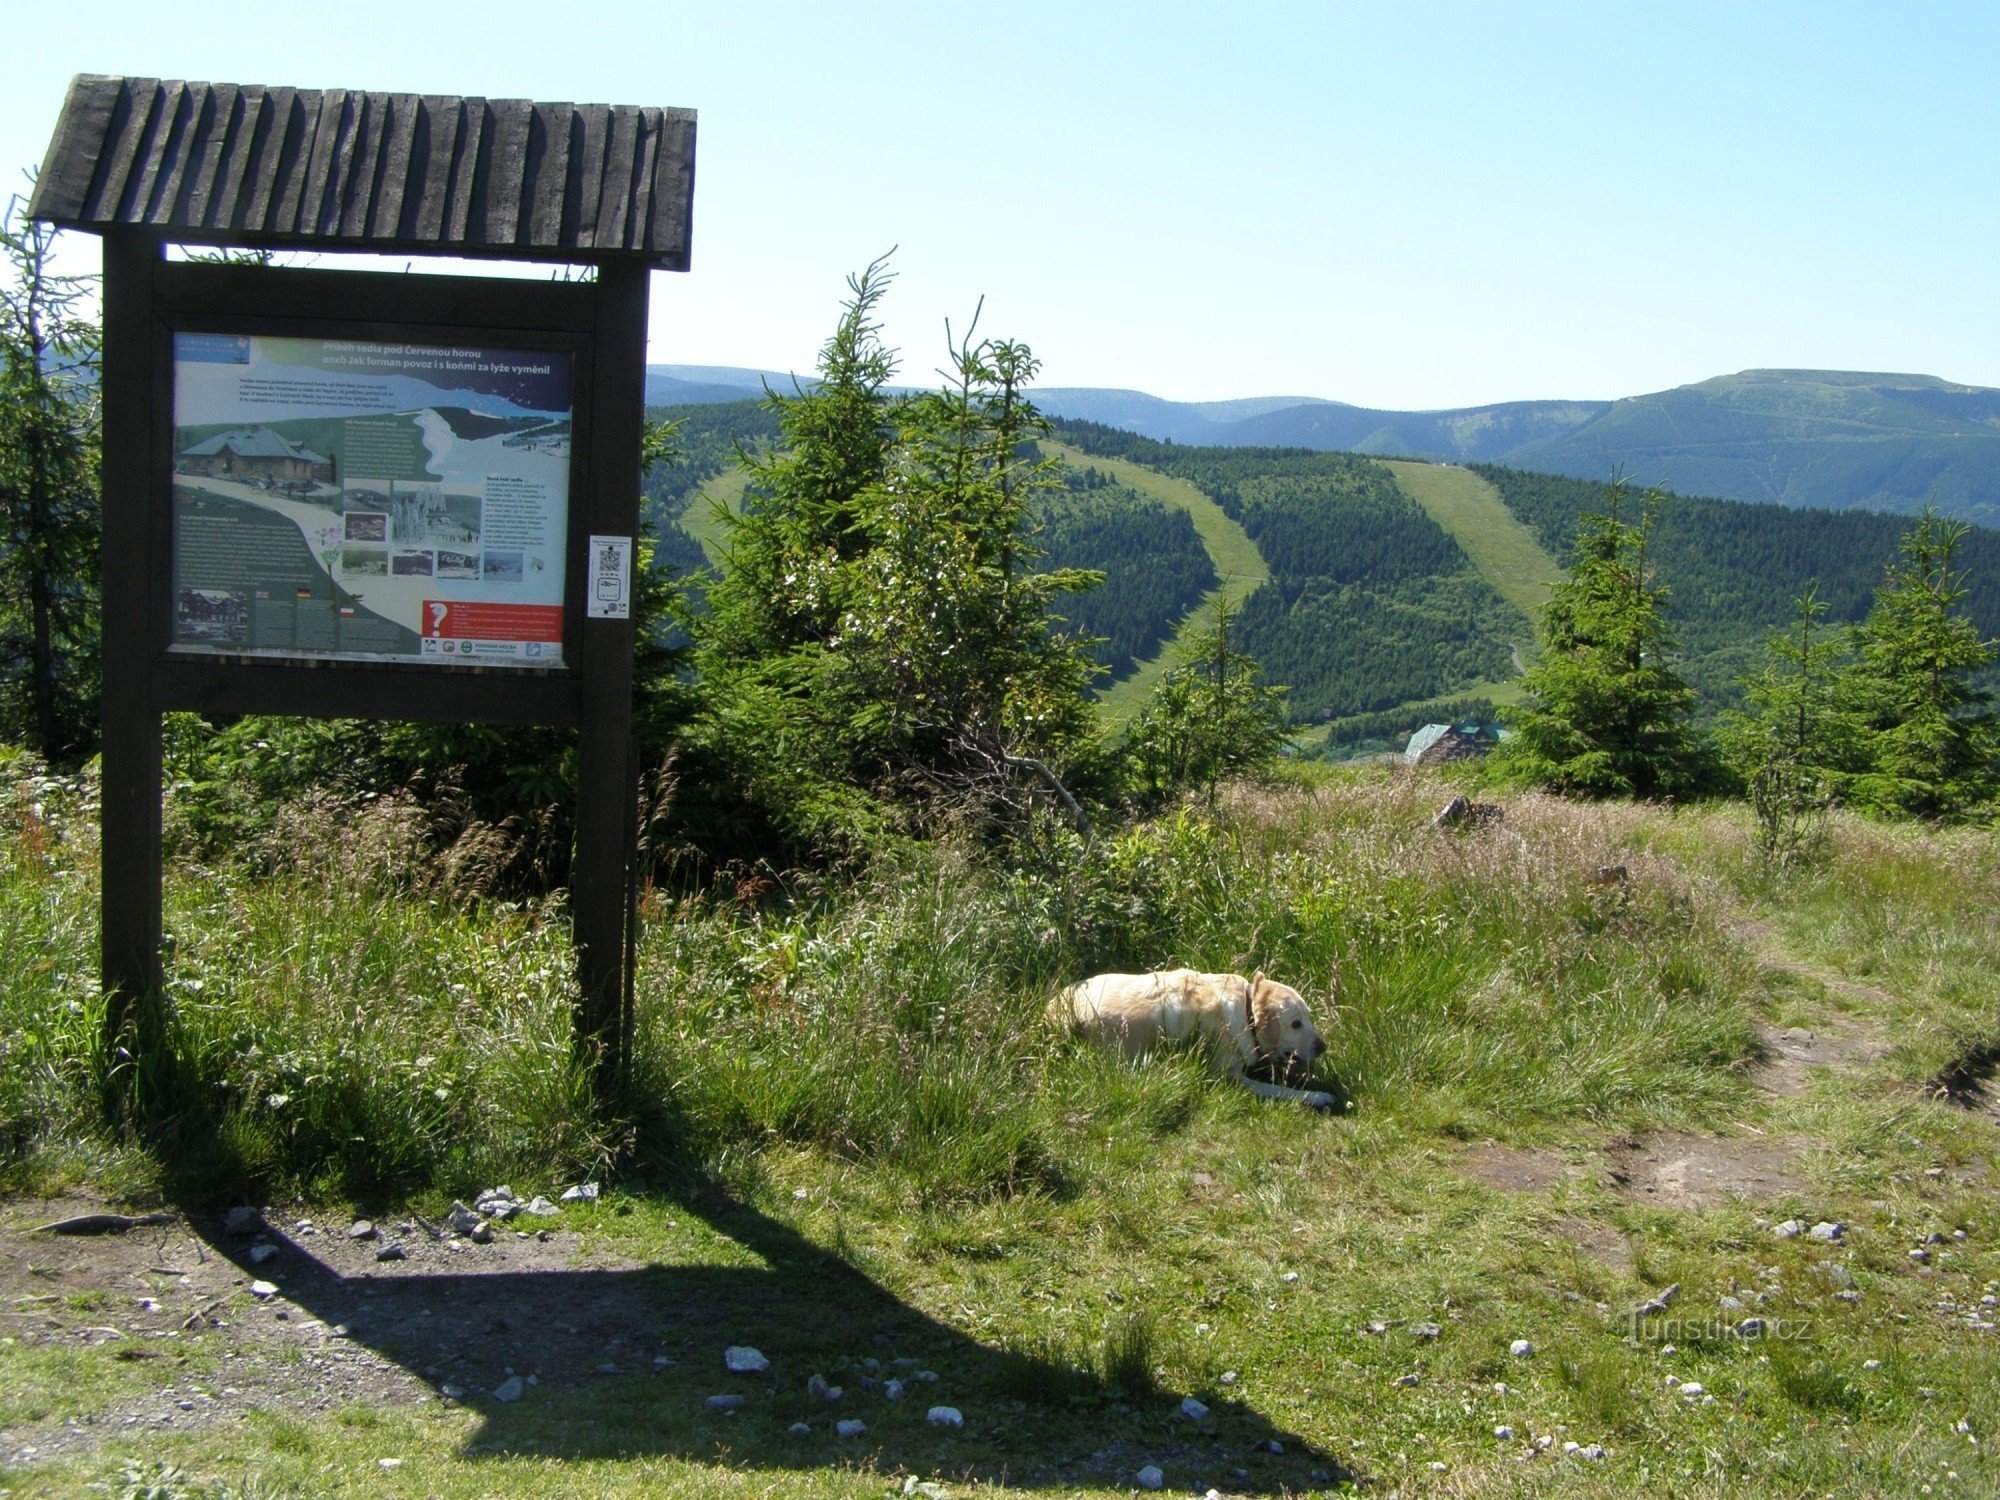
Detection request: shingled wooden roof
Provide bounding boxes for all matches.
[30,75,696,270]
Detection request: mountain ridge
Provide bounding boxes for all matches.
[645,363,2000,524]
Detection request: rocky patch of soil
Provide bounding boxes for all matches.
[1600,1131,1805,1208]
[0,1195,651,1465]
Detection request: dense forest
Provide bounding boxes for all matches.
[1052,423,1522,721]
[1474,465,2000,706]
[1034,465,1216,681]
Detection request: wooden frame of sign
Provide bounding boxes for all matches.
[35,77,697,1100]
[98,242,648,1089]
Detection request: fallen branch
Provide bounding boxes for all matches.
[1001,752,1091,836]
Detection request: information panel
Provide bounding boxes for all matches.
[170,334,573,666]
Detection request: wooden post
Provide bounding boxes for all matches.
[98,231,165,1049]
[571,260,649,1093]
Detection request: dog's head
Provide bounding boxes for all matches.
[1247,972,1327,1076]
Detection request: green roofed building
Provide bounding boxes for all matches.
[1403,720,1501,767]
[178,427,334,485]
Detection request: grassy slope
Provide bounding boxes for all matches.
[5,766,1999,1496]
[1379,460,1564,633]
[683,466,755,564]
[1041,440,1269,727]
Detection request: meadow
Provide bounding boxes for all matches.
[1,753,1997,1496]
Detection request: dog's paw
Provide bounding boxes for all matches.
[1303,1091,1337,1112]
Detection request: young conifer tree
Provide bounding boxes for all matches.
[1721,584,1855,862]
[1127,593,1289,803]
[1489,482,1707,799]
[692,259,1102,851]
[0,188,100,760]
[1837,509,1997,822]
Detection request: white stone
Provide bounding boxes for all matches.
[1679,1382,1705,1397]
[248,1280,278,1299]
[248,1244,278,1266]
[1136,1466,1165,1491]
[1863,1359,1882,1371]
[523,1196,560,1217]
[561,1182,600,1203]
[223,1206,262,1236]
[787,1422,812,1437]
[494,1376,524,1403]
[377,1458,402,1470]
[1280,1272,1300,1284]
[835,1418,867,1437]
[926,1406,964,1428]
[884,1379,905,1400]
[1509,1338,1534,1358]
[724,1346,769,1374]
[1772,1219,1806,1239]
[1809,1221,1845,1242]
[705,1393,744,1411]
[1180,1396,1209,1421]
[1494,1425,1515,1440]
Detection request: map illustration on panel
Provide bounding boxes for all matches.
[170,334,573,667]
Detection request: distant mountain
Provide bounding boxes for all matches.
[646,365,2000,526]
[1021,388,1342,444]
[645,366,792,406]
[1508,370,2000,527]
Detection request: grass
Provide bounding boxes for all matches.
[3,762,1998,1495]
[1040,440,1270,728]
[681,464,756,565]
[1381,458,1564,665]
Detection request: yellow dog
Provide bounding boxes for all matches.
[1051,969,1335,1108]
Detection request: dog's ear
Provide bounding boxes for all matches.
[1246,973,1270,1041]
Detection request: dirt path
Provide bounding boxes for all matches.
[1729,917,1895,1097]
[1460,908,1899,1213]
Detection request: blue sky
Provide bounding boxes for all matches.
[7,1,1998,408]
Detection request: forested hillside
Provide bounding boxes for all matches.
[639,398,778,574]
[1474,464,2000,705]
[1036,466,1217,681]
[1053,423,1523,721]
[637,404,2000,740]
